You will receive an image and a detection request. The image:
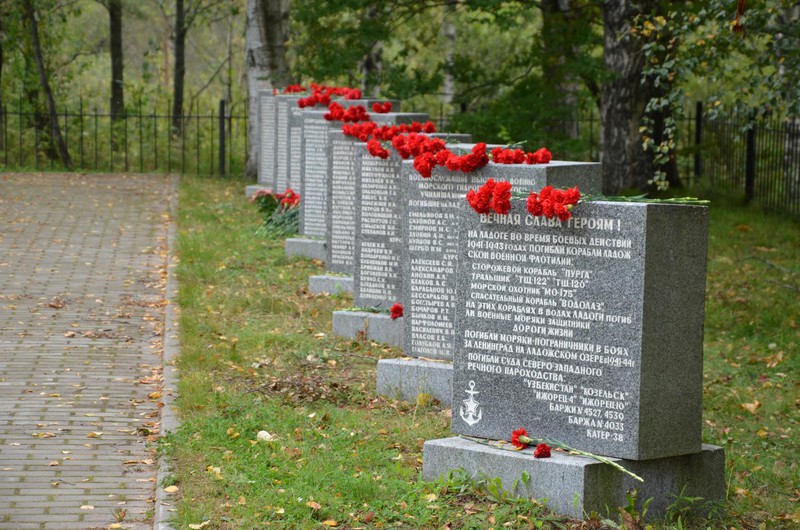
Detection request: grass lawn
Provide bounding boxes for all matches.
[162,175,799,529]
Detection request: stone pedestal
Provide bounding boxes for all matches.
[308,274,353,294]
[377,358,454,406]
[285,237,326,263]
[331,311,403,347]
[245,185,265,198]
[423,437,725,520]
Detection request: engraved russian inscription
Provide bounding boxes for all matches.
[258,93,276,186]
[354,154,404,307]
[451,199,651,459]
[328,135,357,272]
[301,116,330,238]
[275,98,290,189]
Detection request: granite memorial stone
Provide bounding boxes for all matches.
[273,94,303,195]
[258,89,277,187]
[286,99,399,262]
[388,156,601,404]
[423,198,725,519]
[330,134,472,344]
[451,199,707,461]
[326,113,428,276]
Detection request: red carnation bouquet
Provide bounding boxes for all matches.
[252,188,301,239]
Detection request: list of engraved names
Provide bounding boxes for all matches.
[356,155,402,306]
[301,118,330,238]
[329,137,357,269]
[461,211,638,445]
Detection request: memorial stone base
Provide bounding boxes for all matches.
[332,311,403,347]
[285,237,327,263]
[245,185,266,198]
[309,274,353,295]
[377,358,453,407]
[423,438,725,520]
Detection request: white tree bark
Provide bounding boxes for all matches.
[245,0,291,179]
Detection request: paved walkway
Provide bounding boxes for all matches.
[0,173,172,529]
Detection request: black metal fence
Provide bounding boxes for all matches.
[525,101,800,216]
[678,103,800,216]
[0,98,247,176]
[2,96,799,216]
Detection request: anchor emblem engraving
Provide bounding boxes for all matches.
[459,380,482,426]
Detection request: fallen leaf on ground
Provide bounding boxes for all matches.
[322,521,338,527]
[188,522,210,529]
[306,501,321,510]
[740,401,761,414]
[80,505,94,510]
[164,485,179,493]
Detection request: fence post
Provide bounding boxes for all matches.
[694,101,703,179]
[219,99,226,177]
[745,112,756,203]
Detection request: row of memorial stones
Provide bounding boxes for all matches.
[248,88,725,519]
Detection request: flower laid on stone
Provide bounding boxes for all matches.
[526,185,581,222]
[282,84,306,94]
[533,443,552,458]
[366,139,390,159]
[511,428,551,457]
[324,102,371,123]
[297,84,363,108]
[466,178,512,215]
[371,101,393,113]
[390,303,403,319]
[505,428,643,481]
[487,146,553,165]
[342,121,437,144]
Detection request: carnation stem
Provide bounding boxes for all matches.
[460,435,644,483]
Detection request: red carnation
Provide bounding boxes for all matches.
[553,202,570,222]
[529,147,553,164]
[511,428,530,449]
[542,200,555,218]
[390,303,403,319]
[533,443,551,458]
[564,186,581,205]
[445,153,462,171]
[434,149,451,166]
[490,181,513,215]
[526,192,543,216]
[280,188,300,207]
[414,152,436,178]
[423,121,436,133]
[366,139,390,159]
[466,179,496,214]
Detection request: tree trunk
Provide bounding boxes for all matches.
[22,0,72,169]
[246,0,292,178]
[108,0,124,121]
[0,8,5,151]
[360,6,383,97]
[172,0,186,133]
[600,0,652,194]
[541,0,581,141]
[440,0,457,126]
